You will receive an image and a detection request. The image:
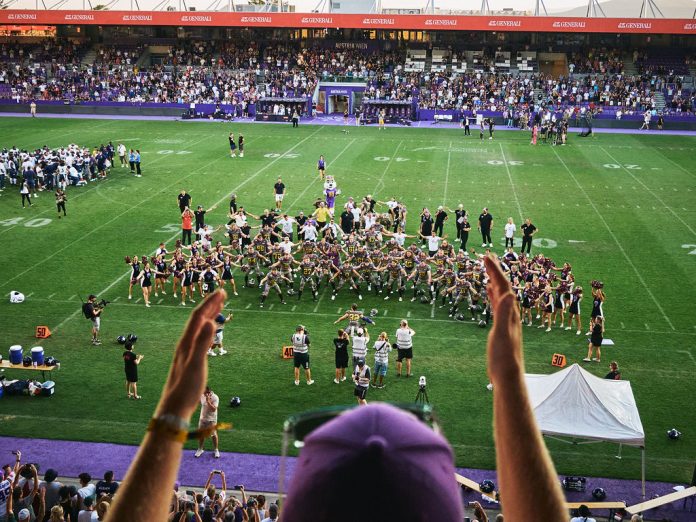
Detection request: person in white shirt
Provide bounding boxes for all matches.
[276,214,296,241]
[300,222,318,242]
[77,496,98,521]
[395,320,415,377]
[279,236,295,255]
[118,143,127,167]
[76,473,96,510]
[195,386,220,458]
[504,217,516,249]
[570,505,596,522]
[422,233,443,257]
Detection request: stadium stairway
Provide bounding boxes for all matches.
[622,53,638,76]
[81,46,97,68]
[654,91,666,111]
[135,47,152,69]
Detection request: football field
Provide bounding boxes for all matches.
[0,117,694,484]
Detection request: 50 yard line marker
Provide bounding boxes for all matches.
[552,148,674,330]
[51,127,325,333]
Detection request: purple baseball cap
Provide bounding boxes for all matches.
[282,403,463,521]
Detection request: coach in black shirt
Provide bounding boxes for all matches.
[295,211,308,241]
[434,206,448,237]
[520,218,537,254]
[453,204,467,243]
[340,208,354,235]
[420,209,434,246]
[478,208,494,247]
[178,190,191,213]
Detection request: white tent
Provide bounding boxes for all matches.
[524,363,646,497]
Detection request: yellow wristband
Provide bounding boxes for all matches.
[147,417,188,443]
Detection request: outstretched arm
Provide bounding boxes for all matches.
[484,255,565,521]
[105,291,227,522]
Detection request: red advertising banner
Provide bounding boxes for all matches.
[1,10,695,34]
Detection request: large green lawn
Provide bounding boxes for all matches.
[0,117,694,483]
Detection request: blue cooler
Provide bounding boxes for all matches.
[31,347,44,366]
[9,345,23,365]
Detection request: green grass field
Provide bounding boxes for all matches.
[0,117,694,484]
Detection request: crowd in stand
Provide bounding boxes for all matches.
[0,40,694,116]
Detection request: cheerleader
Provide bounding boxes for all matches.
[200,264,220,297]
[238,134,244,158]
[126,255,141,300]
[136,262,162,307]
[516,281,534,326]
[218,254,240,296]
[566,286,583,335]
[169,254,186,298]
[153,255,169,297]
[537,287,554,332]
[584,316,604,362]
[586,285,606,334]
[180,263,196,305]
[317,155,326,181]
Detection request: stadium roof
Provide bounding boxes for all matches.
[7,0,696,18]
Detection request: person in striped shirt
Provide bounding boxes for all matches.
[371,331,392,389]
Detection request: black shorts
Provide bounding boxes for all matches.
[335,350,348,369]
[590,336,603,347]
[125,370,138,383]
[397,348,413,362]
[354,386,368,400]
[294,352,310,369]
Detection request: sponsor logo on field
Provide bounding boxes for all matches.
[362,18,395,25]
[64,14,95,21]
[123,15,153,21]
[7,13,38,20]
[617,22,652,29]
[301,17,333,24]
[240,16,272,23]
[552,21,586,28]
[488,20,522,27]
[424,19,457,26]
[181,15,213,22]
[684,23,696,30]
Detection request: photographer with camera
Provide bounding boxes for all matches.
[82,295,105,346]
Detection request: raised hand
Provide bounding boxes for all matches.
[484,254,524,383]
[155,290,227,421]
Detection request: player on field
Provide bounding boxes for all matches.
[228,132,237,158]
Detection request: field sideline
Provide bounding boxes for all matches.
[0,117,694,484]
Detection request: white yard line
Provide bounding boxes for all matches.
[600,146,696,237]
[285,137,356,213]
[51,127,324,332]
[372,140,403,197]
[443,140,452,205]
[499,142,524,221]
[552,148,675,330]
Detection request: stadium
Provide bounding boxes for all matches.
[0,0,695,519]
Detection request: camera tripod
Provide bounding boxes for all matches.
[415,384,429,405]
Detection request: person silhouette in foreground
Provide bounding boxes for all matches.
[105,255,567,521]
